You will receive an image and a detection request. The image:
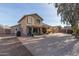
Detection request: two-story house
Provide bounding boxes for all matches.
[11,13,49,36]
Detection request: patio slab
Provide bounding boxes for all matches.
[18,33,77,56]
[0,36,32,56]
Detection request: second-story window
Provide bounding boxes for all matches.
[37,19,40,24]
[27,16,32,24]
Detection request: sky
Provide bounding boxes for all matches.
[0,3,65,27]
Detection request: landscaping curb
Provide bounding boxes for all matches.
[0,36,16,40]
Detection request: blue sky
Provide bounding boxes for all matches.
[0,3,65,26]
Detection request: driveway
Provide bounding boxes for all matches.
[18,33,79,56]
[0,36,32,56]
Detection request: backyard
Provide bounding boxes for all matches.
[0,33,79,56]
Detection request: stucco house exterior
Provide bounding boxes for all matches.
[11,13,50,36]
[11,24,21,35]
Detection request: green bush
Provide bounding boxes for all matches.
[75,28,79,36]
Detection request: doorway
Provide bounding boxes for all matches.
[27,26,32,36]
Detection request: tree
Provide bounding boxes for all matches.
[55,3,79,34]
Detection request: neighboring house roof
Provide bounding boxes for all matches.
[51,26,61,28]
[11,23,20,28]
[11,25,18,28]
[3,26,11,29]
[63,26,71,30]
[0,24,11,29]
[42,23,52,28]
[18,13,43,23]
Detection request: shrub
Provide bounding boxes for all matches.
[76,29,79,36]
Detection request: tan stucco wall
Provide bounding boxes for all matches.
[19,15,43,35]
[19,17,28,34]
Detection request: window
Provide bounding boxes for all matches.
[37,19,40,24]
[27,16,32,24]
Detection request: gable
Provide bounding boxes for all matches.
[18,13,43,23]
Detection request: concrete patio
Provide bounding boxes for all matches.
[0,33,79,56]
[18,33,79,56]
[0,36,32,56]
